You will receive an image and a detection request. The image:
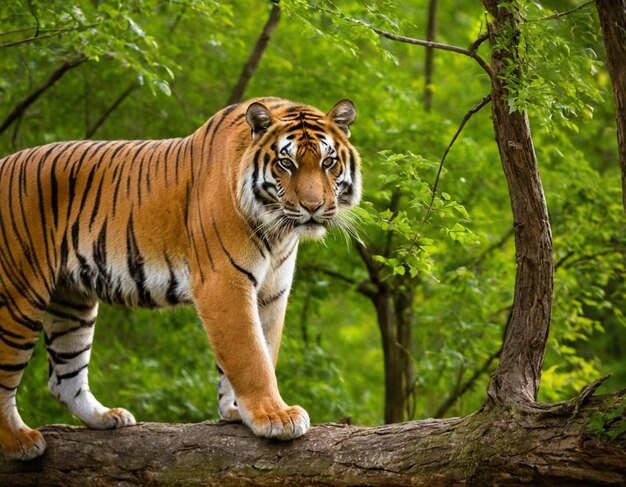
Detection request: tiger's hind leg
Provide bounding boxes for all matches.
[0,300,46,461]
[43,296,136,430]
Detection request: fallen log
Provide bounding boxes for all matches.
[2,389,625,486]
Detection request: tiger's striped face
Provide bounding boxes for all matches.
[239,99,361,240]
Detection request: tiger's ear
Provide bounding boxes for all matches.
[246,102,274,140]
[326,99,356,137]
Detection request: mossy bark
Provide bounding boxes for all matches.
[1,390,624,486]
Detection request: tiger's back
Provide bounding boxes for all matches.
[0,97,361,460]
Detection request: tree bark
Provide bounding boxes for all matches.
[2,389,624,486]
[595,0,626,212]
[482,0,554,408]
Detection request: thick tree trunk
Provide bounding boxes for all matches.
[373,285,415,424]
[2,389,624,486]
[483,0,554,407]
[595,0,626,212]
[374,291,404,424]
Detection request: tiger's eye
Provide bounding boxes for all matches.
[322,157,337,169]
[278,158,295,172]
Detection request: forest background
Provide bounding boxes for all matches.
[1,0,624,429]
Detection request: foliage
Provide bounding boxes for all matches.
[587,398,626,441]
[2,0,625,428]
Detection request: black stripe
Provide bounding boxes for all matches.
[5,304,43,332]
[56,364,88,384]
[227,112,246,128]
[0,382,17,391]
[0,325,25,340]
[46,307,94,326]
[60,233,69,269]
[212,219,257,287]
[93,220,108,275]
[164,255,179,305]
[207,105,239,159]
[286,121,326,134]
[48,344,91,364]
[276,242,298,270]
[126,215,157,307]
[89,173,106,230]
[0,334,35,351]
[258,288,287,307]
[0,362,28,372]
[125,140,153,199]
[49,298,95,313]
[45,321,96,345]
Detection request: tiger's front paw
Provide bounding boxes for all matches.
[84,407,136,430]
[0,427,46,461]
[242,403,310,440]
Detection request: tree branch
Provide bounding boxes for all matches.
[298,264,376,299]
[86,82,138,139]
[404,94,492,259]
[433,348,501,418]
[362,23,494,79]
[0,24,99,48]
[0,56,88,137]
[355,241,384,291]
[227,4,281,105]
[310,5,493,79]
[532,1,594,22]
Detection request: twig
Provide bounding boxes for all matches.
[469,226,514,268]
[404,94,492,259]
[434,348,501,418]
[86,82,138,138]
[0,24,99,48]
[530,1,594,22]
[0,56,88,136]
[299,264,376,299]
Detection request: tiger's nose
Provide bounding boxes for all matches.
[300,200,324,214]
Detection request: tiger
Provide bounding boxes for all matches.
[0,97,361,460]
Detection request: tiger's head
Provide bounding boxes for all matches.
[238,99,361,241]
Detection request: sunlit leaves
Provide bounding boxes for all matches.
[360,151,479,280]
[499,1,603,132]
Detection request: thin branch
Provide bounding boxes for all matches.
[0,24,98,48]
[531,1,594,22]
[468,32,489,52]
[434,348,501,418]
[469,226,514,268]
[310,5,493,79]
[355,241,384,291]
[363,22,494,79]
[299,264,376,299]
[404,94,492,258]
[555,248,623,271]
[86,82,138,138]
[383,189,402,258]
[0,56,88,136]
[227,4,281,105]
